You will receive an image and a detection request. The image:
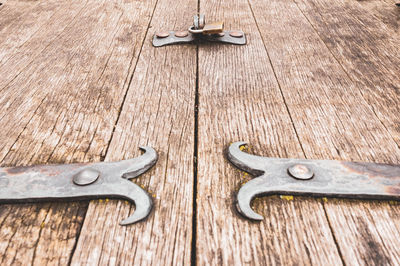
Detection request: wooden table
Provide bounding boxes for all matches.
[0,0,399,264]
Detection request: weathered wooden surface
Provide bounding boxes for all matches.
[0,0,158,264]
[0,0,399,264]
[69,0,197,264]
[289,0,400,263]
[196,0,342,264]
[249,0,400,264]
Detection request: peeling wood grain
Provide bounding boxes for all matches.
[0,0,157,263]
[70,0,197,264]
[196,0,342,264]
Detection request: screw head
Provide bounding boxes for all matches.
[175,31,189,38]
[73,168,100,186]
[229,31,243,38]
[156,31,169,38]
[287,164,314,180]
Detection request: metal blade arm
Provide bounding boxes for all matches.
[0,146,158,226]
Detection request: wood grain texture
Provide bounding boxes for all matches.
[0,0,86,90]
[196,0,342,264]
[0,0,399,264]
[0,0,156,264]
[0,0,62,64]
[70,0,197,264]
[0,0,41,29]
[249,0,400,264]
[294,0,400,147]
[355,0,400,34]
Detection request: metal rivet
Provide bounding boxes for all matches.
[156,31,169,38]
[175,31,189,38]
[73,168,99,186]
[218,32,225,37]
[229,31,243,38]
[287,164,314,180]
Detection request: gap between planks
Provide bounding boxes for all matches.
[247,0,347,262]
[66,0,161,261]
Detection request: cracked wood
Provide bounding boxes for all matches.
[69,0,197,264]
[196,0,342,264]
[0,0,157,264]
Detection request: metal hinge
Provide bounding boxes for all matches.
[152,14,246,47]
[227,142,400,221]
[0,146,158,225]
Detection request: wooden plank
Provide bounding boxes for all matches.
[0,0,64,64]
[0,0,157,263]
[70,0,197,264]
[249,0,400,264]
[196,0,343,264]
[0,0,41,27]
[294,0,400,147]
[353,0,400,34]
[280,0,400,263]
[0,202,87,265]
[0,0,86,89]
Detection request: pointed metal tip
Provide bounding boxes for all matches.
[139,146,151,152]
[236,178,265,221]
[119,201,153,226]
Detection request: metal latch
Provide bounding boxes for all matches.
[227,142,400,221]
[0,146,158,225]
[152,14,246,47]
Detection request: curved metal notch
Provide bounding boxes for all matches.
[0,146,158,225]
[227,142,400,221]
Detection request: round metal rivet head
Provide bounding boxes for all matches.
[73,168,100,186]
[156,31,169,38]
[229,31,243,38]
[287,164,314,180]
[218,32,225,37]
[175,31,189,38]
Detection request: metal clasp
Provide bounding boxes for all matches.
[152,14,246,47]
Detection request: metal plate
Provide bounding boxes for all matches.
[0,146,158,225]
[152,31,195,47]
[152,31,246,47]
[227,142,400,221]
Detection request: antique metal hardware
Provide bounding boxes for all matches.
[152,14,246,47]
[0,146,158,225]
[227,142,400,221]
